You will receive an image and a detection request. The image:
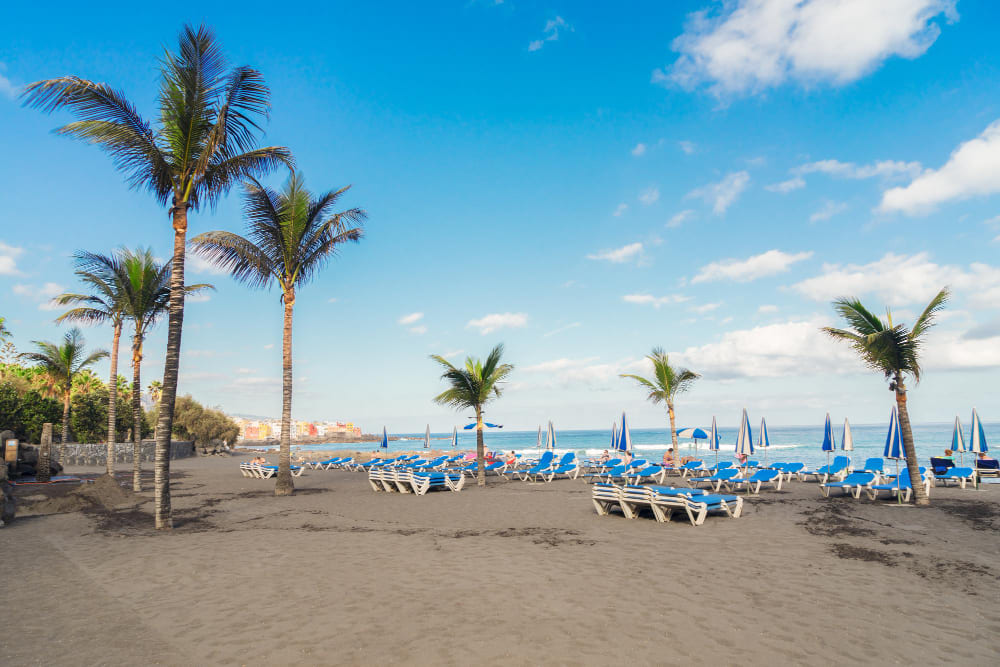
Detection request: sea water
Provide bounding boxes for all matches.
[265,422,997,469]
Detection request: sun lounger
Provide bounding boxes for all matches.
[674,460,704,477]
[975,459,1000,478]
[866,469,931,502]
[724,468,783,494]
[820,472,876,498]
[687,467,739,491]
[856,458,884,479]
[544,453,580,481]
[410,471,466,495]
[929,457,956,477]
[582,464,628,484]
[799,456,850,483]
[701,461,734,475]
[647,486,743,525]
[935,467,975,488]
[628,465,666,485]
[592,483,623,516]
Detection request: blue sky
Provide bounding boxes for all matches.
[2,0,999,432]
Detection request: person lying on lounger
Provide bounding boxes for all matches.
[599,450,610,462]
[251,456,267,465]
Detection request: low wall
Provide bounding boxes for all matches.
[57,440,195,466]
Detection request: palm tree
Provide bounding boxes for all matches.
[190,172,364,495]
[54,250,128,477]
[0,317,10,341]
[147,380,163,404]
[22,25,291,529]
[822,288,949,506]
[431,345,513,487]
[620,348,700,450]
[20,328,108,452]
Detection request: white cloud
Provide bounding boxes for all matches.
[692,249,813,284]
[528,16,571,51]
[186,253,228,275]
[327,297,338,303]
[467,312,528,335]
[796,158,923,180]
[186,292,211,303]
[613,203,628,217]
[543,322,581,338]
[398,312,424,325]
[0,241,24,275]
[666,209,696,228]
[809,200,848,222]
[687,171,749,214]
[623,293,689,308]
[880,119,1000,215]
[679,140,697,154]
[12,282,64,310]
[408,325,428,335]
[925,330,1000,370]
[442,349,465,359]
[631,143,647,157]
[586,242,644,264]
[639,186,660,205]
[263,343,275,350]
[663,0,957,96]
[522,356,647,387]
[691,302,722,314]
[758,304,779,314]
[766,176,805,193]
[675,316,858,379]
[0,63,17,99]
[792,252,1000,308]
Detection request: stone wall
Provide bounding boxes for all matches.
[57,440,195,467]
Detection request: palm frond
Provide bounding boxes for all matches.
[189,232,275,290]
[910,287,950,341]
[831,298,885,336]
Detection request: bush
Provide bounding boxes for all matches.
[170,395,240,451]
[70,389,108,444]
[0,383,62,443]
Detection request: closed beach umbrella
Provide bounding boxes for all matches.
[537,425,543,450]
[424,424,430,449]
[884,405,904,502]
[452,426,458,448]
[708,416,720,464]
[610,421,619,450]
[380,426,388,450]
[735,408,754,459]
[842,418,854,455]
[616,412,632,453]
[970,408,989,454]
[821,412,835,468]
[546,420,556,450]
[758,418,771,465]
[951,416,965,466]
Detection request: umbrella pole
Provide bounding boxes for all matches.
[895,459,901,505]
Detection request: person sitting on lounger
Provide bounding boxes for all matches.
[977,452,998,465]
[663,449,677,467]
[251,456,266,465]
[599,450,610,463]
[506,451,517,465]
[941,449,954,460]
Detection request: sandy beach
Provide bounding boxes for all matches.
[4,454,999,666]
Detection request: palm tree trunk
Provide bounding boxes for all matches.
[37,423,52,483]
[667,401,679,449]
[132,337,143,492]
[275,293,294,496]
[895,377,929,506]
[153,203,189,530]
[106,322,121,476]
[475,405,485,487]
[61,389,71,457]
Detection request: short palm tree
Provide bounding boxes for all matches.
[22,24,291,529]
[431,345,513,486]
[190,172,365,496]
[54,250,129,476]
[620,348,700,450]
[822,288,949,506]
[117,248,211,491]
[147,380,163,404]
[20,328,108,452]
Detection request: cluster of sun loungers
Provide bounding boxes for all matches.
[592,483,744,526]
[238,462,306,479]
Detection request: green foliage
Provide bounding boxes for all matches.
[20,328,108,397]
[431,344,514,412]
[0,383,62,443]
[620,348,700,406]
[169,395,239,449]
[70,389,109,443]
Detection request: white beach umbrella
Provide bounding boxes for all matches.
[546,420,556,450]
[708,416,720,464]
[951,416,965,466]
[842,418,854,453]
[424,424,430,449]
[970,408,989,454]
[452,426,458,448]
[735,408,754,459]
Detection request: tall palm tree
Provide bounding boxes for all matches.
[20,328,108,452]
[118,248,211,491]
[431,345,513,487]
[620,348,700,450]
[822,288,949,506]
[190,172,364,495]
[22,25,291,529]
[54,250,128,476]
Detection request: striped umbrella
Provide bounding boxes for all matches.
[884,405,904,502]
[708,416,720,464]
[970,408,989,454]
[821,412,836,468]
[424,424,430,449]
[735,408,754,459]
[677,427,708,457]
[610,421,619,451]
[451,426,458,448]
[615,412,632,453]
[380,426,389,450]
[546,420,557,450]
[758,418,771,465]
[951,416,965,466]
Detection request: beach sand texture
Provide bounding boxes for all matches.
[4,455,999,666]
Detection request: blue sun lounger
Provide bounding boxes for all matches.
[866,469,931,502]
[724,468,782,494]
[687,467,739,491]
[820,471,875,498]
[934,467,975,488]
[628,465,666,485]
[646,485,743,525]
[799,456,850,483]
[544,453,580,481]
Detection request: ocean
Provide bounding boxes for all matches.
[260,421,997,468]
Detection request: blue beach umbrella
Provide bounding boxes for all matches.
[758,418,771,464]
[546,420,556,450]
[708,416,720,464]
[464,422,503,429]
[950,416,965,466]
[610,421,619,450]
[615,412,632,453]
[821,412,836,468]
[970,408,989,454]
[884,406,904,501]
[380,427,388,450]
[735,408,754,460]
[677,426,708,457]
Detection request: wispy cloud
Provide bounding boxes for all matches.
[543,322,581,338]
[0,63,18,99]
[639,186,660,205]
[12,282,64,310]
[186,253,228,275]
[690,302,722,314]
[622,293,688,308]
[586,242,644,264]
[408,325,428,335]
[467,312,528,335]
[528,16,571,51]
[796,159,922,180]
[758,304,779,314]
[0,241,25,275]
[809,200,848,222]
[666,209,695,228]
[631,142,647,157]
[678,140,696,155]
[398,312,424,325]
[692,249,813,284]
[766,176,805,194]
[612,203,628,217]
[687,171,749,214]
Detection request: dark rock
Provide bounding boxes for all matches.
[0,480,15,526]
